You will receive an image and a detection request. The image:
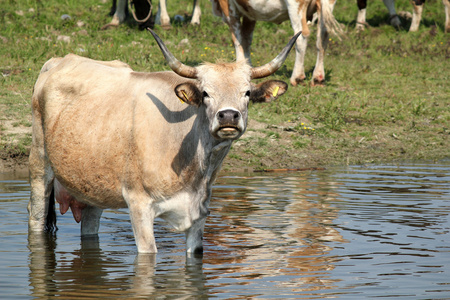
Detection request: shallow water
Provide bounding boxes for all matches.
[0,161,449,299]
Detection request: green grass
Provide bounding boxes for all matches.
[0,0,449,169]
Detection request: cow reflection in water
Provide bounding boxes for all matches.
[27,233,207,298]
[204,174,347,292]
[27,174,347,296]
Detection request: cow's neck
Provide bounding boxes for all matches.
[206,140,232,181]
[196,110,233,184]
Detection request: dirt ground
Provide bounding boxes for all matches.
[2,118,447,175]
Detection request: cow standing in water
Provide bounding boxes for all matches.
[210,0,343,86]
[28,30,300,254]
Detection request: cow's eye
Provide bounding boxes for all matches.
[245,90,251,97]
[202,91,209,98]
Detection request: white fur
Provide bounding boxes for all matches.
[211,0,342,85]
[156,0,201,27]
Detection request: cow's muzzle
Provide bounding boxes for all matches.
[215,109,243,139]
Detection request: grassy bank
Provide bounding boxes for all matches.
[1,0,449,172]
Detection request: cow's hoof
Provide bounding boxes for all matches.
[160,24,172,30]
[311,78,326,87]
[356,22,368,32]
[290,76,306,86]
[311,74,326,86]
[389,15,402,29]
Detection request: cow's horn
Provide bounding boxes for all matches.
[251,31,302,79]
[148,29,198,79]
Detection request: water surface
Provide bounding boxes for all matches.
[0,162,449,298]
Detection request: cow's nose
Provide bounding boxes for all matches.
[217,109,241,125]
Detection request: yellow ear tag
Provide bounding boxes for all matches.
[179,91,188,104]
[272,86,280,97]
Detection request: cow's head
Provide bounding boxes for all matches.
[149,29,300,141]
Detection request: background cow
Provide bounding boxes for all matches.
[211,0,343,86]
[408,0,450,32]
[105,0,201,29]
[105,0,154,29]
[28,30,300,254]
[356,0,401,30]
[156,0,201,28]
[356,0,450,33]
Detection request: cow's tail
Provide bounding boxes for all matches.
[320,0,344,39]
[44,184,58,234]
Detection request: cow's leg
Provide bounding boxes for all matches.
[81,206,103,236]
[156,0,171,29]
[28,112,55,233]
[287,2,309,85]
[241,16,256,64]
[124,190,157,253]
[356,0,368,31]
[311,13,329,86]
[410,0,425,31]
[215,1,247,62]
[222,16,246,62]
[105,0,127,29]
[28,160,54,232]
[443,0,450,33]
[191,0,201,25]
[228,18,247,62]
[289,34,309,86]
[185,217,206,254]
[311,0,339,85]
[383,0,401,28]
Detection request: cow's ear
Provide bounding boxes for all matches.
[250,80,288,103]
[175,83,202,107]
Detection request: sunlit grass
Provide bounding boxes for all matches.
[0,0,448,166]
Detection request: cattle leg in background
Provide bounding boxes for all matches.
[104,0,128,29]
[410,0,450,32]
[410,0,425,31]
[103,0,153,30]
[156,0,201,29]
[211,0,342,86]
[356,0,401,30]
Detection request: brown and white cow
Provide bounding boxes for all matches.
[105,0,201,29]
[210,0,343,86]
[356,0,450,33]
[28,29,300,254]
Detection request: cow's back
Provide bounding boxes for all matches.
[32,54,200,209]
[212,0,290,23]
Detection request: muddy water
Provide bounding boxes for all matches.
[0,162,449,299]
